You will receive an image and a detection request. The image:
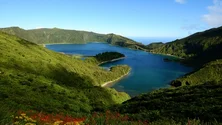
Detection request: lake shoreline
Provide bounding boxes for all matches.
[46,42,192,96]
[40,43,84,47]
[40,42,107,47]
[101,69,130,87]
[148,51,184,59]
[42,43,183,60]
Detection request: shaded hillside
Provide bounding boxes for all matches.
[0,31,130,116]
[147,26,222,66]
[146,42,164,50]
[0,27,146,50]
[171,59,222,86]
[0,27,108,44]
[106,34,147,50]
[113,81,222,122]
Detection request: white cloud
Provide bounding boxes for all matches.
[35,26,43,29]
[175,0,186,4]
[203,0,222,27]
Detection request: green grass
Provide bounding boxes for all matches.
[171,59,222,86]
[1,26,222,125]
[112,81,222,123]
[5,109,222,125]
[146,42,164,50]
[146,26,222,66]
[0,31,130,117]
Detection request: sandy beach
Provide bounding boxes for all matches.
[101,70,130,87]
[98,57,125,65]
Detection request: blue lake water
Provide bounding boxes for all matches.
[46,43,192,96]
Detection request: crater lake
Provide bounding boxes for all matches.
[46,43,192,97]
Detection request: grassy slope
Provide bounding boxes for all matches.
[113,81,222,122]
[0,27,146,50]
[0,31,130,116]
[171,59,222,86]
[106,34,147,50]
[2,26,222,124]
[147,26,222,65]
[0,27,107,44]
[146,42,164,50]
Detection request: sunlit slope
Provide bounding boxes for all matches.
[0,32,130,114]
[171,59,222,86]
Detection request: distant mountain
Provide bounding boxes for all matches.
[0,27,146,50]
[147,26,222,66]
[146,42,164,50]
[0,31,130,116]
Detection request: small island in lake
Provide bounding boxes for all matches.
[95,51,125,64]
[84,51,126,65]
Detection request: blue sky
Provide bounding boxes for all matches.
[0,0,222,38]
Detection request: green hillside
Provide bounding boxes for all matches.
[147,26,222,66]
[113,81,222,123]
[146,42,164,50]
[145,27,222,87]
[0,31,131,118]
[0,27,146,50]
[171,59,222,86]
[164,27,222,86]
[1,26,222,124]
[106,33,147,50]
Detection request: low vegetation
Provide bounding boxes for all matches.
[145,26,222,87]
[106,33,147,50]
[113,81,222,123]
[83,51,126,66]
[1,110,218,125]
[171,59,222,86]
[0,31,131,120]
[146,42,164,50]
[1,25,222,124]
[146,26,222,66]
[95,51,125,63]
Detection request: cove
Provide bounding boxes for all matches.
[46,43,193,96]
